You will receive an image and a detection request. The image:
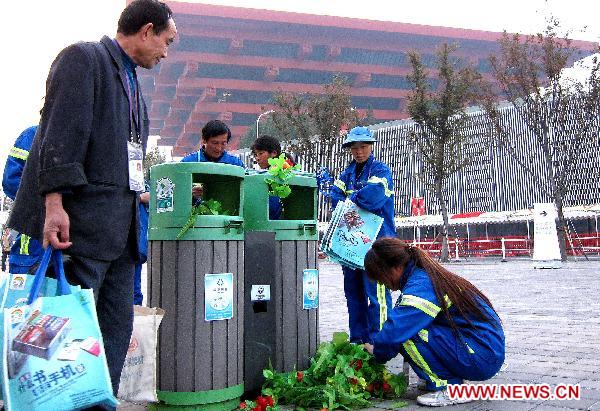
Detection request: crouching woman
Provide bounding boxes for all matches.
[363,238,505,407]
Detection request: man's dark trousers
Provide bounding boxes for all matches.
[63,244,135,395]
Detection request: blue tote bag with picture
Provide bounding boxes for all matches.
[0,249,82,401]
[1,247,118,410]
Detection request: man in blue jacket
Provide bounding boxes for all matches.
[330,126,395,344]
[2,125,44,274]
[181,120,244,166]
[181,119,244,202]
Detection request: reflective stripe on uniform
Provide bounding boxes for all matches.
[366,176,393,197]
[403,339,447,388]
[333,179,346,192]
[465,342,475,354]
[400,294,441,317]
[9,146,29,161]
[377,282,387,329]
[418,329,429,343]
[19,235,30,256]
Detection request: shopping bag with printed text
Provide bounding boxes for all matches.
[1,247,118,410]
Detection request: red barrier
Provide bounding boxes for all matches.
[410,233,600,258]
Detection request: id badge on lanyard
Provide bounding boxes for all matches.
[128,141,144,192]
[124,69,144,192]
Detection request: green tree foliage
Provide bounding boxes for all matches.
[483,19,600,261]
[143,145,166,180]
[407,43,492,262]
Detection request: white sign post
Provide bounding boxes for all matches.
[532,203,562,269]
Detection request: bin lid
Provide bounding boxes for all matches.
[243,172,318,240]
[149,162,245,240]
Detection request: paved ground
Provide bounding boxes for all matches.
[120,257,600,410]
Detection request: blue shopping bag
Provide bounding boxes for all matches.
[0,248,81,400]
[2,247,118,410]
[0,249,81,311]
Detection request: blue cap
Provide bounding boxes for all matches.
[341,126,376,148]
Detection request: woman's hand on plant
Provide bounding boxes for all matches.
[363,343,374,355]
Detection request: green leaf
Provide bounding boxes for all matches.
[263,369,274,379]
[332,331,349,346]
[260,331,407,410]
[175,198,232,239]
[266,153,296,199]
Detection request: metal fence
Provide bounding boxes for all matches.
[237,103,600,223]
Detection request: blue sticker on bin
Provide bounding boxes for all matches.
[204,273,234,321]
[303,269,319,310]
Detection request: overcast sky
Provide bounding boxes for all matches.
[1,0,598,168]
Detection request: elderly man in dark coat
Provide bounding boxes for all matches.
[8,0,177,397]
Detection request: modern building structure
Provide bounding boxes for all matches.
[139,2,597,156]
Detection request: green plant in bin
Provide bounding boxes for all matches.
[265,153,300,199]
[240,331,407,410]
[176,199,233,239]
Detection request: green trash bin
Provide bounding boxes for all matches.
[147,162,245,410]
[242,170,319,392]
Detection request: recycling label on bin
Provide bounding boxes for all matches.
[156,177,175,213]
[204,273,234,321]
[302,269,319,310]
[251,285,271,302]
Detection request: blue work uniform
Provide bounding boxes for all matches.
[268,196,283,220]
[134,198,149,305]
[2,126,44,274]
[330,153,395,343]
[180,148,245,167]
[373,261,505,391]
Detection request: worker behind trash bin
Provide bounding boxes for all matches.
[363,237,505,407]
[250,134,292,220]
[2,125,44,274]
[181,120,244,201]
[330,126,394,345]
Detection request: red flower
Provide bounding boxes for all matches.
[353,359,363,371]
[366,383,374,393]
[256,396,267,408]
[348,377,358,385]
[383,382,391,392]
[265,395,274,407]
[296,371,304,382]
[239,402,247,409]
[252,406,261,411]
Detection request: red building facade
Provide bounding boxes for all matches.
[140,2,596,156]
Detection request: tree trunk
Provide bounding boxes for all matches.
[541,126,567,262]
[435,178,450,262]
[554,192,568,261]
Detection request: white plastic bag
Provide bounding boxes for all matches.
[117,305,164,403]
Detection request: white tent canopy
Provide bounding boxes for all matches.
[395,204,600,228]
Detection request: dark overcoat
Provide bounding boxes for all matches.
[8,36,148,261]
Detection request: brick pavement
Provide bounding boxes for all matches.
[120,258,600,410]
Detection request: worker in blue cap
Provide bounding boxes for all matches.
[330,126,395,344]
